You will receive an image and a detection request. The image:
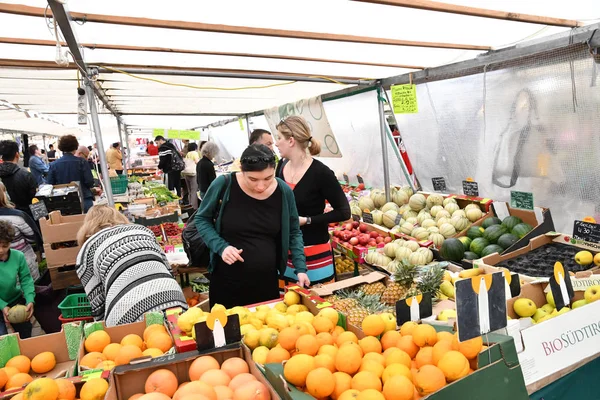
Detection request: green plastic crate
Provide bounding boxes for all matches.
[58,294,91,318]
[110,175,128,195]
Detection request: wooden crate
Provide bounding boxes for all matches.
[49,266,81,290]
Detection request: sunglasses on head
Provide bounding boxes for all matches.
[277,119,293,133]
[241,156,276,164]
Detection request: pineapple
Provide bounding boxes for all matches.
[359,282,386,296]
[417,264,445,298]
[382,259,419,305]
[347,306,369,327]
[381,282,407,306]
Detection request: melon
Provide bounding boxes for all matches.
[371,210,384,226]
[512,223,533,239]
[466,226,484,240]
[417,248,434,263]
[429,205,444,218]
[463,251,479,260]
[429,233,445,248]
[408,251,428,266]
[452,210,466,219]
[481,244,504,258]
[408,194,427,212]
[372,191,387,209]
[469,238,490,256]
[350,205,362,217]
[386,260,402,274]
[481,217,502,229]
[501,216,523,231]
[497,233,518,250]
[426,194,444,209]
[403,210,418,220]
[400,222,415,236]
[411,227,430,241]
[443,198,457,207]
[403,240,421,252]
[436,217,450,228]
[439,223,457,238]
[426,226,440,234]
[458,236,472,250]
[395,246,413,261]
[417,212,433,225]
[383,243,399,258]
[465,207,483,222]
[405,217,418,225]
[400,185,414,197]
[464,204,480,212]
[399,204,411,215]
[444,202,460,215]
[440,238,465,262]
[390,226,402,236]
[392,190,409,206]
[483,225,507,244]
[370,189,383,201]
[394,238,406,245]
[358,197,375,212]
[7,305,28,324]
[381,202,400,214]
[382,210,399,228]
[451,217,469,232]
[435,210,451,221]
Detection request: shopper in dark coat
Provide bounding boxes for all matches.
[0,141,38,218]
[155,135,183,197]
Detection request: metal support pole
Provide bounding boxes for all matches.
[245,115,251,139]
[123,123,130,170]
[377,85,391,202]
[87,82,114,206]
[116,120,126,171]
[42,135,46,154]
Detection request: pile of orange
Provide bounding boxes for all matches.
[127,355,269,400]
[0,351,57,393]
[2,376,108,400]
[81,324,173,371]
[277,320,484,400]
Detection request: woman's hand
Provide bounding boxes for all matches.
[299,217,307,226]
[297,273,311,288]
[26,303,34,320]
[221,246,244,265]
[2,307,9,323]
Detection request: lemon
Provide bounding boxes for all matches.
[252,346,269,364]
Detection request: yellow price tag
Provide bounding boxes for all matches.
[165,308,182,316]
[180,336,194,341]
[316,302,333,309]
[481,198,491,203]
[81,369,103,381]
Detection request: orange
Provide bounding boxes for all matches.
[338,389,360,400]
[278,327,303,351]
[139,394,172,400]
[121,334,144,350]
[336,331,359,347]
[144,324,167,342]
[384,348,411,368]
[382,364,412,384]
[128,395,145,400]
[452,335,483,360]
[6,355,31,374]
[189,356,220,381]
[335,346,362,375]
[331,372,353,400]
[314,354,336,373]
[396,336,419,359]
[359,360,384,378]
[2,366,20,380]
[318,344,338,359]
[96,360,116,371]
[295,334,319,356]
[413,365,446,396]
[214,385,233,400]
[266,347,290,364]
[80,352,107,369]
[383,375,414,400]
[363,352,386,366]
[84,330,111,353]
[316,332,334,347]
[221,357,249,379]
[290,322,311,336]
[232,381,269,400]
[283,354,315,387]
[55,378,76,400]
[30,351,56,374]
[437,351,470,382]
[432,340,453,366]
[11,394,23,400]
[412,324,437,347]
[22,377,59,400]
[306,367,335,398]
[437,331,454,343]
[145,369,178,397]
[146,332,172,353]
[103,343,123,361]
[228,373,257,392]
[356,388,385,400]
[6,373,33,389]
[332,326,345,340]
[200,369,231,387]
[172,381,217,400]
[313,316,335,334]
[351,371,382,392]
[0,368,7,390]
[415,347,434,368]
[340,341,364,357]
[142,348,164,358]
[380,331,401,351]
[115,345,143,366]
[359,336,382,354]
[399,321,418,336]
[362,315,386,337]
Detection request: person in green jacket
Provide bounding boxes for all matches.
[195,144,309,308]
[0,220,35,338]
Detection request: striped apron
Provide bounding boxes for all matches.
[282,242,335,286]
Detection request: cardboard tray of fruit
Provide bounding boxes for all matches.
[330,221,390,264]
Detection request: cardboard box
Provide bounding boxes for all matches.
[0,372,109,400]
[40,211,86,268]
[105,343,278,400]
[79,312,171,374]
[330,223,388,263]
[0,322,83,398]
[264,328,529,400]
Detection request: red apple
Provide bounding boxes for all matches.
[344,223,353,231]
[369,231,379,239]
[368,240,377,247]
[359,224,368,233]
[358,235,369,246]
[384,236,392,243]
[376,237,384,244]
[352,221,360,229]
[349,237,359,246]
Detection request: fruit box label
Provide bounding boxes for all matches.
[570,276,600,292]
[517,299,600,386]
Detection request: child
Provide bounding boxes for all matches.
[0,220,35,338]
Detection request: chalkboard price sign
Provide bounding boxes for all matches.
[357,175,364,185]
[510,191,534,210]
[363,211,374,224]
[573,220,600,244]
[431,177,447,192]
[462,181,479,197]
[394,214,403,226]
[343,174,350,184]
[29,201,48,221]
[352,214,361,222]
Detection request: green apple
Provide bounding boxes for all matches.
[541,303,555,314]
[546,292,556,308]
[552,307,570,316]
[537,314,554,323]
[584,285,600,304]
[379,312,397,333]
[513,298,537,318]
[571,299,587,309]
[437,309,457,321]
[532,308,548,322]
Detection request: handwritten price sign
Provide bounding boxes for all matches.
[391,84,418,114]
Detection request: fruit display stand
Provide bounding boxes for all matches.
[78,312,172,375]
[0,322,83,398]
[330,222,390,264]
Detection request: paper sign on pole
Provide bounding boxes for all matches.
[391,84,418,114]
[264,96,342,158]
[167,129,180,139]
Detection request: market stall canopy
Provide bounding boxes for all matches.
[0,98,82,136]
[0,0,598,134]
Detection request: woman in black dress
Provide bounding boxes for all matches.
[195,145,309,308]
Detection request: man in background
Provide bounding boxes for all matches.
[155,135,182,197]
[28,145,49,185]
[0,141,38,217]
[146,141,158,156]
[47,144,56,160]
[249,129,274,151]
[75,145,90,160]
[106,143,123,175]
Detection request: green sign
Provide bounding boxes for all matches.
[167,129,180,139]
[154,129,200,140]
[153,128,166,137]
[510,191,534,210]
[391,84,418,114]
[179,130,201,140]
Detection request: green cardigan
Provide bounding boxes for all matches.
[195,173,307,275]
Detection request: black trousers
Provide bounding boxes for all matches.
[168,170,182,197]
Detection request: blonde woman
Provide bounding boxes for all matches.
[76,205,186,326]
[0,183,42,281]
[275,116,350,284]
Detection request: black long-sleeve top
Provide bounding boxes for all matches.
[196,156,217,194]
[280,159,350,246]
